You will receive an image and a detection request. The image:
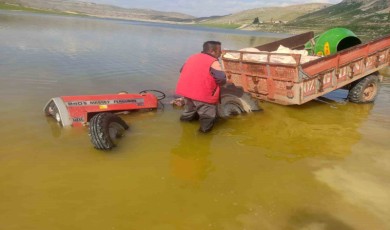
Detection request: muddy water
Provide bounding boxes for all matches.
[1,11,390,230]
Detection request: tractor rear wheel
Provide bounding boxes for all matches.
[89,113,129,150]
[348,74,380,103]
[217,84,261,118]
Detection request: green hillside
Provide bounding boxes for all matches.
[287,0,390,40]
[198,0,389,40]
[197,4,330,29]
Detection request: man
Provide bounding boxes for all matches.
[175,41,226,133]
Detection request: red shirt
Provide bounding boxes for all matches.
[175,53,220,104]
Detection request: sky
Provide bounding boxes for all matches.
[82,0,344,17]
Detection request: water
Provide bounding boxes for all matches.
[1,11,390,230]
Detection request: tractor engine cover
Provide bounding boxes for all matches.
[43,93,158,127]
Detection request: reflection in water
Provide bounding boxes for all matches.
[220,94,374,161]
[316,164,390,228]
[45,117,62,138]
[315,139,390,228]
[289,211,354,230]
[170,123,213,186]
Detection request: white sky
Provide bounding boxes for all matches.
[82,0,343,17]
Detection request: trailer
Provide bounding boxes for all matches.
[220,30,390,110]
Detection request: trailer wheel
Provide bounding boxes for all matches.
[89,113,129,150]
[348,74,380,103]
[217,85,261,118]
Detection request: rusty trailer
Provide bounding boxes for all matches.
[221,32,390,105]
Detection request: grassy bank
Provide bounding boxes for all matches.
[1,3,51,13]
[196,23,241,29]
[0,3,84,16]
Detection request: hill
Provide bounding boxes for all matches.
[197,0,389,40]
[0,0,195,22]
[287,0,390,39]
[197,3,330,29]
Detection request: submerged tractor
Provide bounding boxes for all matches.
[44,91,161,150]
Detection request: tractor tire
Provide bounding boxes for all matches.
[89,113,129,150]
[217,84,261,118]
[348,74,380,103]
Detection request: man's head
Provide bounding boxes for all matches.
[203,41,222,58]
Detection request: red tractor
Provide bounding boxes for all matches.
[44,86,261,150]
[43,90,164,150]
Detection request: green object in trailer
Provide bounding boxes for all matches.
[305,28,362,56]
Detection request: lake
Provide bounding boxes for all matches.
[1,10,389,230]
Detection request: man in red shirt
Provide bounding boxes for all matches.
[176,41,226,133]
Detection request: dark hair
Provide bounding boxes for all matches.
[203,41,221,53]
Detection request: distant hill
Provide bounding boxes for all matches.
[288,0,390,39]
[197,3,330,26]
[205,0,389,40]
[0,0,195,22]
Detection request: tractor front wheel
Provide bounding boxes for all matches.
[89,113,129,150]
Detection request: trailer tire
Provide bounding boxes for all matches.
[217,85,261,118]
[89,113,129,150]
[348,74,380,103]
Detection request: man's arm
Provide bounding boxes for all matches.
[210,61,226,86]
